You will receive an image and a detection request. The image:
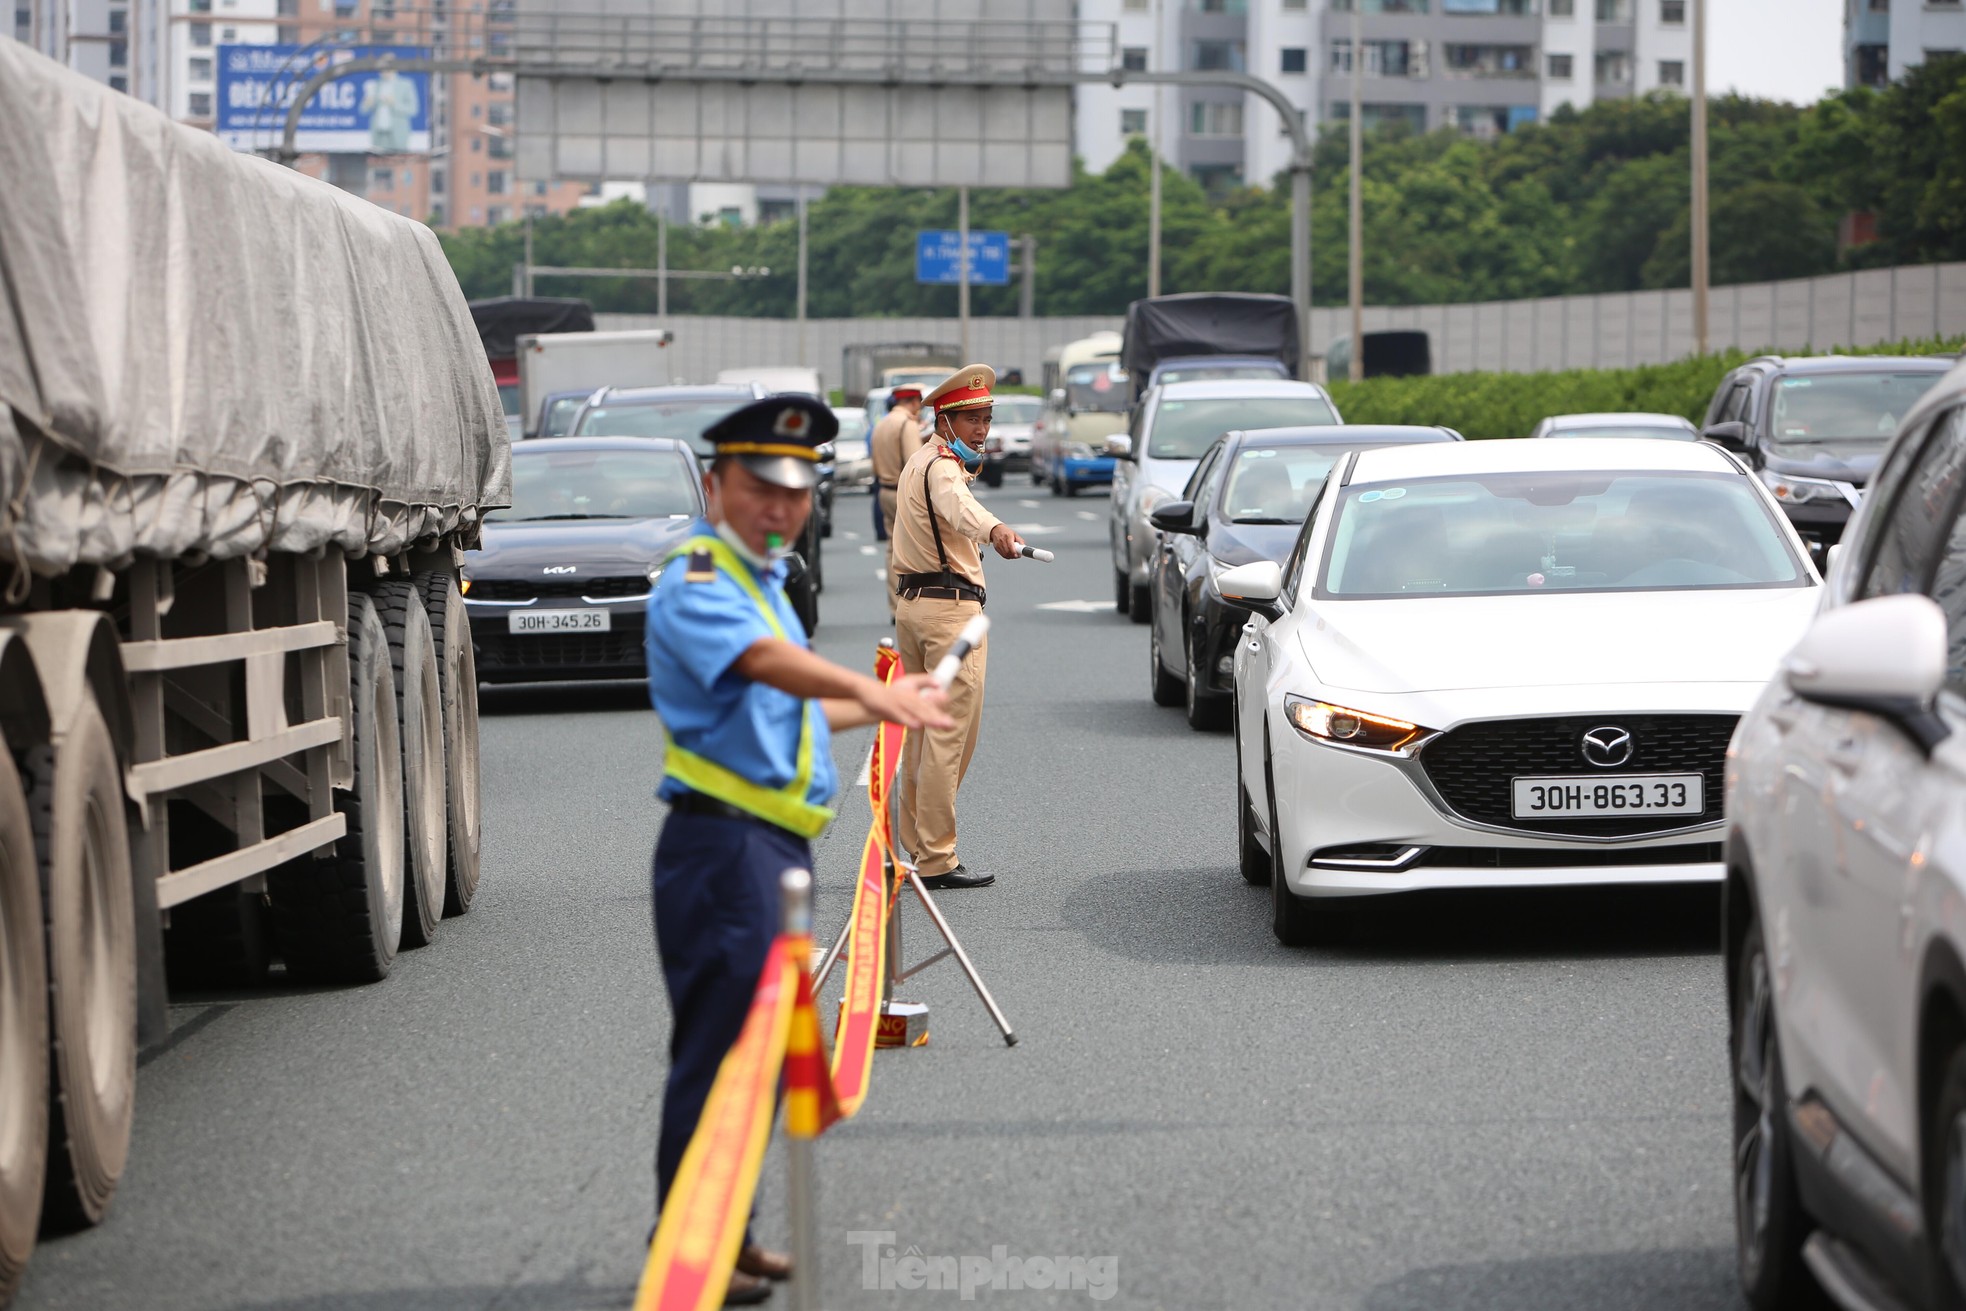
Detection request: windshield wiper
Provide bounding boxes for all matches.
[492,513,636,522]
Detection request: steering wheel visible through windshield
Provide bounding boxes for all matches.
[1318,471,1806,598]
[489,448,702,523]
[1149,397,1338,460]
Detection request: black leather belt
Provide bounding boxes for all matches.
[896,572,985,606]
[667,789,801,837]
[876,480,898,491]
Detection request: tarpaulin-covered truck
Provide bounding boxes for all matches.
[0,41,509,1302]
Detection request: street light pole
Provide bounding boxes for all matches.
[1148,0,1164,298]
[1348,5,1365,383]
[958,185,971,363]
[1690,0,1710,357]
[657,208,668,318]
[796,186,809,367]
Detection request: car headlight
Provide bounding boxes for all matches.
[646,561,665,584]
[1284,694,1433,754]
[1137,485,1174,522]
[1759,470,1847,505]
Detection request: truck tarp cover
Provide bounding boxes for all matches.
[1120,293,1301,398]
[0,42,510,575]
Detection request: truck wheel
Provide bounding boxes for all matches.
[269,591,404,984]
[0,745,47,1298]
[416,573,481,917]
[30,698,136,1230]
[374,581,445,950]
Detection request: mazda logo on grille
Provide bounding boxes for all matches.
[1580,726,1634,768]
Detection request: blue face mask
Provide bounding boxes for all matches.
[946,435,984,470]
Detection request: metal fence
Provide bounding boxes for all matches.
[597,262,1966,390]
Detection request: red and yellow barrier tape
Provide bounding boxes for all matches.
[632,645,905,1311]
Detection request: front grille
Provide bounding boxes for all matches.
[471,575,649,602]
[1418,714,1737,837]
[475,629,646,676]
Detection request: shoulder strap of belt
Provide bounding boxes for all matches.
[915,448,955,579]
[657,534,833,837]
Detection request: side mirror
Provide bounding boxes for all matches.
[1217,560,1285,623]
[1702,420,1749,452]
[1149,500,1198,534]
[1103,434,1133,460]
[1784,594,1951,752]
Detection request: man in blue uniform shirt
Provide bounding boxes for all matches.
[644,395,951,1305]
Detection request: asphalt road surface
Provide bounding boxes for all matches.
[16,477,1738,1311]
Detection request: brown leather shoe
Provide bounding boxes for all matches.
[722,1270,773,1305]
[737,1243,793,1282]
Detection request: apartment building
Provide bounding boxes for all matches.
[1846,0,1966,89]
[1077,0,1693,193]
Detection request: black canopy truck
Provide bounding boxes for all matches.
[0,43,508,1301]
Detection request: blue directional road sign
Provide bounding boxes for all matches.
[915,230,1012,286]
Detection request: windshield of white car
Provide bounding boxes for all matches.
[992,396,1043,424]
[1220,446,1346,523]
[489,449,699,523]
[1768,372,1944,443]
[574,400,750,457]
[1318,471,1805,598]
[1150,397,1338,460]
[1155,364,1285,387]
[1065,364,1128,414]
[540,396,586,438]
[1552,424,1696,441]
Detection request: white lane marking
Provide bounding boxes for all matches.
[876,568,887,580]
[844,531,862,541]
[1008,522,1064,535]
[1037,599,1118,613]
[1018,499,1041,508]
[855,742,874,786]
[859,545,878,555]
[1077,510,1099,521]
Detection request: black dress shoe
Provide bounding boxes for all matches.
[722,1271,774,1305]
[920,865,995,890]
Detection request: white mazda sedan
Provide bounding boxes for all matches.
[1224,437,1823,945]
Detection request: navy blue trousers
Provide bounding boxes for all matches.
[651,810,813,1236]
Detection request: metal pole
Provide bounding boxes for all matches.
[1348,6,1364,383]
[1020,234,1036,320]
[780,868,820,1311]
[1148,0,1164,298]
[1690,0,1709,357]
[657,208,668,319]
[523,212,535,297]
[1292,163,1311,380]
[957,185,971,363]
[796,187,810,368]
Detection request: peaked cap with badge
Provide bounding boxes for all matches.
[700,394,839,490]
[924,365,996,415]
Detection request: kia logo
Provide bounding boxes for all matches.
[542,565,578,574]
[1580,726,1634,769]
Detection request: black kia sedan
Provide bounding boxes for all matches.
[1146,424,1462,730]
[465,436,705,684]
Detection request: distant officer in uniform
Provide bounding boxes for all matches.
[870,385,930,613]
[644,395,951,1305]
[890,366,1025,891]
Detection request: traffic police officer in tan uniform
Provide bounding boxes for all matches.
[644,395,951,1302]
[869,385,929,615]
[890,366,1025,890]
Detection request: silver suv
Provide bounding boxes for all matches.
[1108,378,1339,623]
[1724,358,1966,1309]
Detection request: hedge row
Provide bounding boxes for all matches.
[1323,335,1965,442]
